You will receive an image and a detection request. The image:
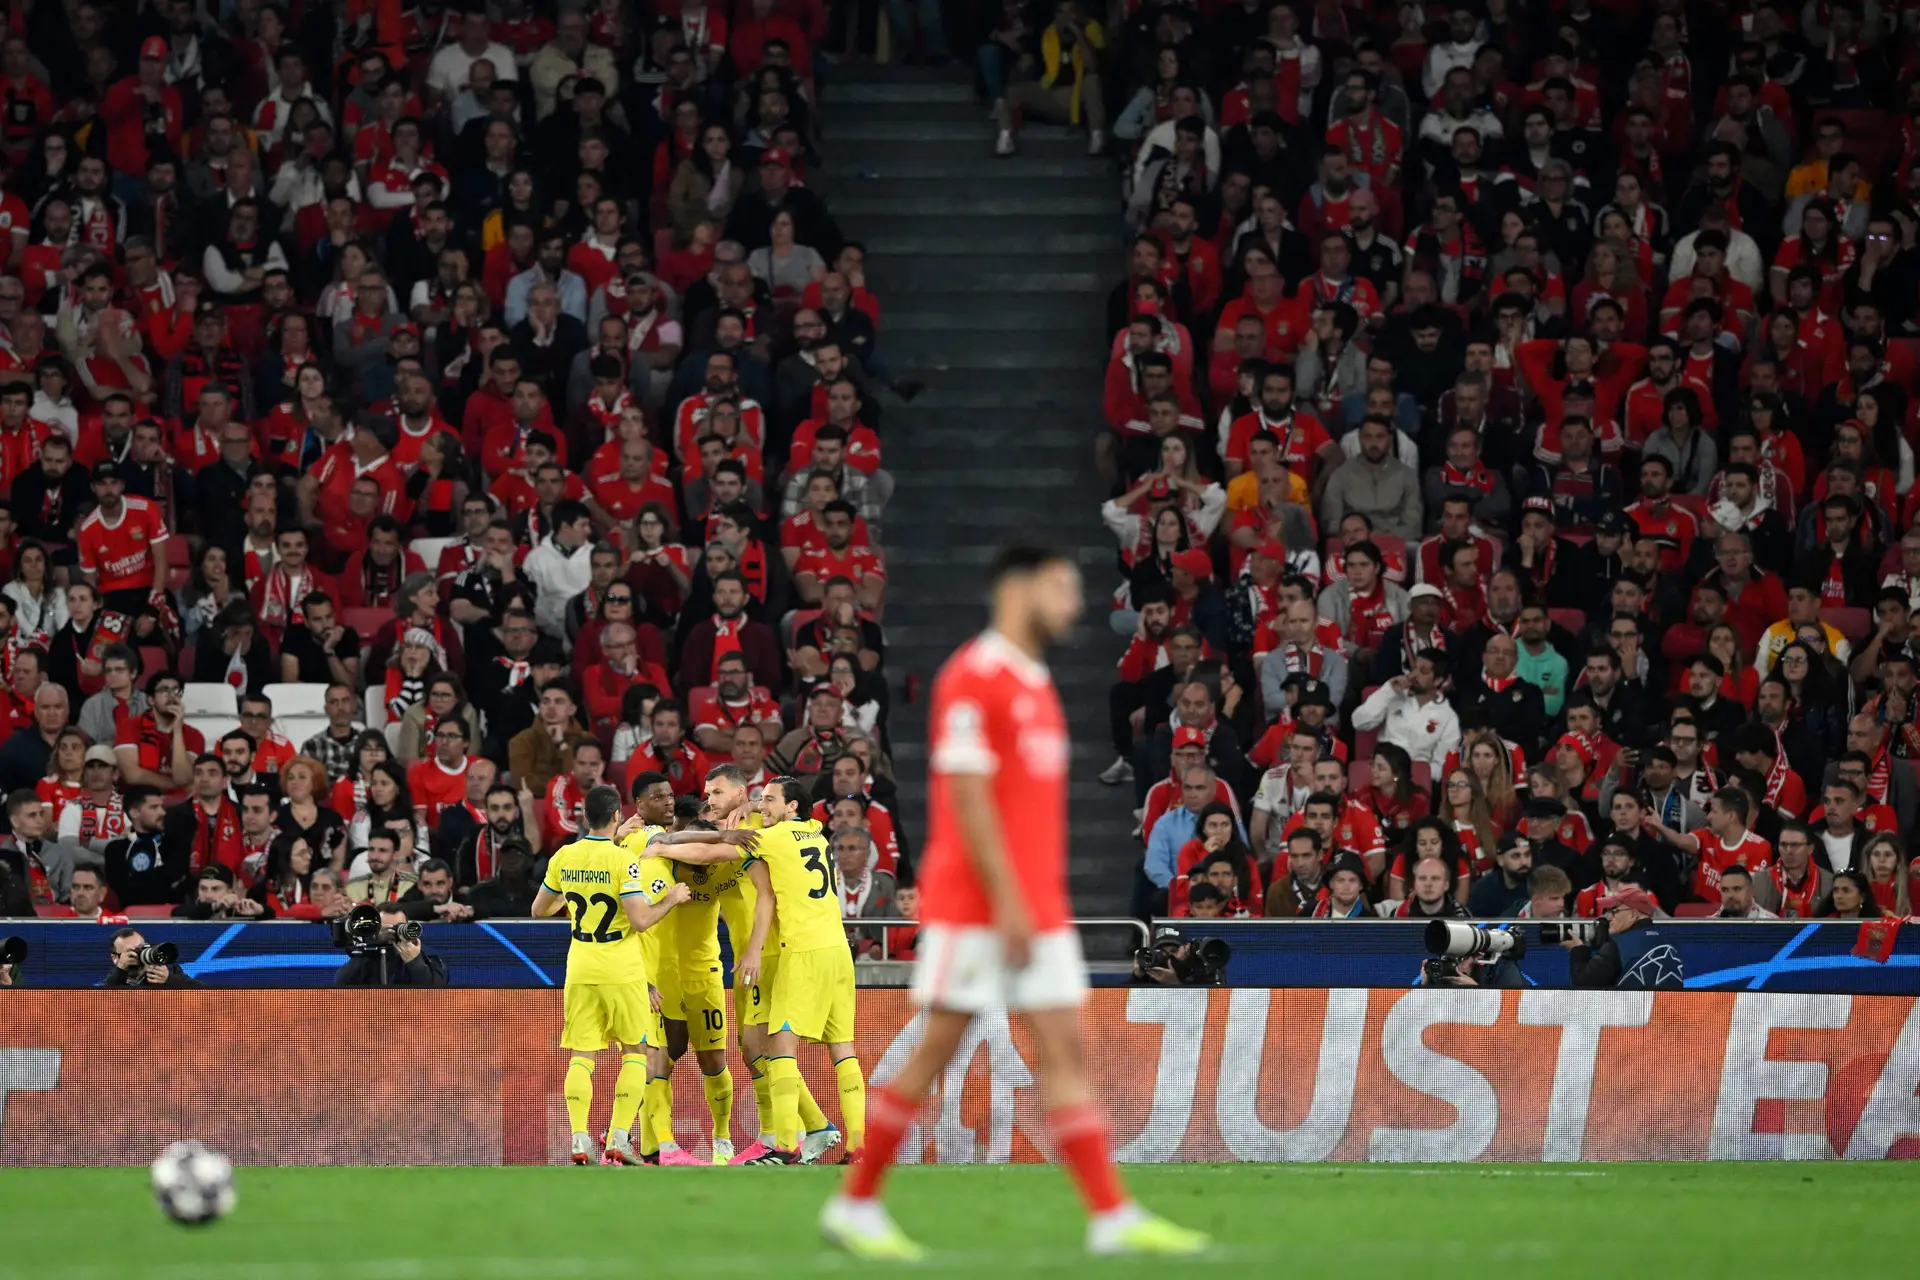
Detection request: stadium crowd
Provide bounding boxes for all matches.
[1089,0,1920,925]
[0,0,914,935]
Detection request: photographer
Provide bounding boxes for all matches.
[333,905,450,986]
[1131,925,1230,986]
[1565,886,1685,990]
[104,928,205,988]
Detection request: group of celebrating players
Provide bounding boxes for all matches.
[532,546,1208,1260]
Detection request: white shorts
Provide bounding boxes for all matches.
[910,924,1088,1014]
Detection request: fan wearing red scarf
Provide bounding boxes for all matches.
[539,740,607,853]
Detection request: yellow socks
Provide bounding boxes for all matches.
[835,1057,866,1151]
[797,1076,830,1133]
[703,1068,734,1140]
[750,1056,775,1141]
[767,1055,802,1152]
[564,1056,595,1134]
[645,1077,675,1149]
[610,1053,645,1136]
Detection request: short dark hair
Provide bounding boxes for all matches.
[584,784,623,830]
[987,544,1069,588]
[629,770,670,797]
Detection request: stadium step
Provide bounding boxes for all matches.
[831,64,1129,913]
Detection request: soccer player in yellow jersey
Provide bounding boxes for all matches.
[530,784,690,1166]
[648,764,849,1164]
[629,774,738,1164]
[618,776,704,1166]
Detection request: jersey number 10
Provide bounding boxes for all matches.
[800,841,837,899]
[566,891,625,943]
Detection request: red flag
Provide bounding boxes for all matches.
[1853,917,1902,964]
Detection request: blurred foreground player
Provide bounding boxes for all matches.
[820,546,1208,1259]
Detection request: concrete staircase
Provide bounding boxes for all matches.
[819,66,1135,914]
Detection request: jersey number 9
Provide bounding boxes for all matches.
[800,841,837,899]
[566,891,624,943]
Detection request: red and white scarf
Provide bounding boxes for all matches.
[1769,862,1822,918]
[1440,461,1495,495]
[1482,669,1520,693]
[258,564,315,628]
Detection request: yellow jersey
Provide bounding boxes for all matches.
[731,810,781,956]
[543,834,669,986]
[616,827,675,985]
[742,818,843,953]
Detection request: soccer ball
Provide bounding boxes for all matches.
[150,1140,237,1225]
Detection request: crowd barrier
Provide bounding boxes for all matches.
[3,919,1916,992]
[3,989,1918,1165]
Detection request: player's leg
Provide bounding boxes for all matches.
[1023,960,1205,1255]
[736,1016,777,1161]
[819,1006,968,1261]
[761,1025,805,1159]
[822,952,863,1158]
[560,984,609,1165]
[685,979,736,1163]
[646,1042,699,1164]
[603,1041,648,1166]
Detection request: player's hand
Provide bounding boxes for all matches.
[995,893,1034,969]
[614,812,647,840]
[720,828,760,852]
[648,984,663,1014]
[665,882,692,906]
[735,951,761,990]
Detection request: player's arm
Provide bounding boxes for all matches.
[644,828,760,863]
[735,859,774,988]
[622,881,692,932]
[946,770,1033,961]
[531,885,565,917]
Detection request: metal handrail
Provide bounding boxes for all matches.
[844,916,1153,962]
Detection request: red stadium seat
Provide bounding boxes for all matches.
[1673,903,1719,918]
[1820,606,1871,644]
[1548,609,1586,635]
[124,904,174,918]
[1347,758,1371,790]
[138,646,170,678]
[167,537,190,566]
[1561,529,1594,547]
[343,608,387,643]
[1411,762,1431,794]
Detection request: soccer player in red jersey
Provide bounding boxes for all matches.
[821,546,1206,1261]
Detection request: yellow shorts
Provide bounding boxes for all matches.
[737,954,781,1028]
[674,971,728,1051]
[561,981,661,1052]
[650,949,684,1021]
[768,946,856,1044]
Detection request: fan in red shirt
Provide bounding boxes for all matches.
[690,652,782,760]
[1649,786,1772,906]
[480,377,565,480]
[588,435,677,523]
[407,720,475,823]
[789,380,882,476]
[782,469,873,569]
[101,38,184,182]
[1221,366,1332,480]
[1214,255,1310,365]
[113,674,205,790]
[75,461,169,614]
[248,528,337,647]
[0,379,49,494]
[793,502,885,612]
[836,547,1195,1253]
[623,699,713,798]
[1325,70,1402,186]
[307,415,408,539]
[538,740,606,853]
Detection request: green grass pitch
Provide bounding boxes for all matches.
[2,1163,1913,1279]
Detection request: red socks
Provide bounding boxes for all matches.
[846,1091,1126,1219]
[845,1084,921,1200]
[1048,1102,1126,1214]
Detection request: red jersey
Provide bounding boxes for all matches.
[782,508,872,557]
[114,712,206,779]
[921,632,1070,931]
[76,496,168,593]
[793,543,885,586]
[0,418,50,492]
[1689,827,1773,904]
[407,756,471,820]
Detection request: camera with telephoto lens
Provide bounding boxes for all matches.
[339,904,420,954]
[0,936,26,967]
[1538,919,1608,947]
[1422,919,1526,982]
[1134,928,1232,986]
[133,942,178,967]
